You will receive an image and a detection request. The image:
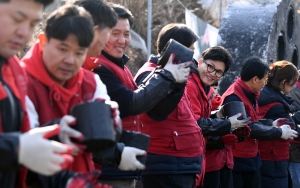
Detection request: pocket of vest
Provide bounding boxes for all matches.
[172,129,202,150]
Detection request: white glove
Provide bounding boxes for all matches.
[59,115,83,155]
[164,54,191,83]
[280,125,298,140]
[118,146,146,171]
[228,113,250,129]
[19,125,73,175]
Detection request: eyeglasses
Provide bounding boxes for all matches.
[203,61,224,78]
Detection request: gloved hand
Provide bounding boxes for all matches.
[234,125,251,138]
[273,118,296,129]
[66,170,112,188]
[229,113,250,129]
[118,147,146,171]
[59,115,84,155]
[19,125,74,175]
[222,134,238,145]
[280,125,298,140]
[164,53,191,83]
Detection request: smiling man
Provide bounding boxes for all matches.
[86,4,191,188]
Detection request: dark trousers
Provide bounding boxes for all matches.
[260,160,288,188]
[197,166,233,188]
[142,174,196,188]
[232,170,261,188]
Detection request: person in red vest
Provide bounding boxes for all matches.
[82,4,191,188]
[257,61,299,188]
[134,24,245,188]
[187,46,251,188]
[21,5,145,188]
[0,0,81,187]
[221,57,298,188]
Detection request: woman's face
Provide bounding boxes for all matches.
[281,80,295,94]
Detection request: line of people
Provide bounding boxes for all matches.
[1,0,300,188]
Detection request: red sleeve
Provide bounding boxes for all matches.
[186,79,202,120]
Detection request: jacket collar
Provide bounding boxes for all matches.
[259,86,293,111]
[102,50,130,69]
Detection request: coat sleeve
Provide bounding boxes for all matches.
[25,95,39,129]
[92,74,110,101]
[136,72,185,121]
[197,118,231,136]
[223,95,283,140]
[248,121,282,140]
[93,66,133,118]
[186,79,231,136]
[0,133,21,172]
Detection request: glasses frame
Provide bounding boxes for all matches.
[203,61,224,78]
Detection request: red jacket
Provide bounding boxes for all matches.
[21,42,99,172]
[0,56,30,188]
[134,61,204,157]
[258,102,289,161]
[87,54,141,132]
[222,78,259,158]
[187,72,233,172]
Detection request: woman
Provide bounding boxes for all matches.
[257,60,299,188]
[134,23,203,188]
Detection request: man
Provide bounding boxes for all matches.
[221,57,298,188]
[83,4,191,188]
[21,5,145,188]
[71,0,117,58]
[186,46,250,188]
[0,0,77,187]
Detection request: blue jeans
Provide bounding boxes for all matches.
[289,161,300,188]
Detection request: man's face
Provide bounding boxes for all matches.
[198,59,225,87]
[88,26,112,57]
[253,73,268,93]
[0,0,43,58]
[42,34,88,86]
[103,18,130,58]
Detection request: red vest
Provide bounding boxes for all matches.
[22,43,96,172]
[95,54,141,132]
[0,56,30,188]
[222,78,259,158]
[187,72,233,172]
[258,102,290,161]
[134,61,204,157]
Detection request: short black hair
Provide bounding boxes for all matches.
[71,0,117,30]
[0,0,53,7]
[109,3,133,26]
[240,57,270,81]
[156,23,199,54]
[45,5,94,48]
[202,46,232,73]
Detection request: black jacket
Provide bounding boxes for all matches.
[0,58,24,188]
[93,51,178,180]
[259,86,300,163]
